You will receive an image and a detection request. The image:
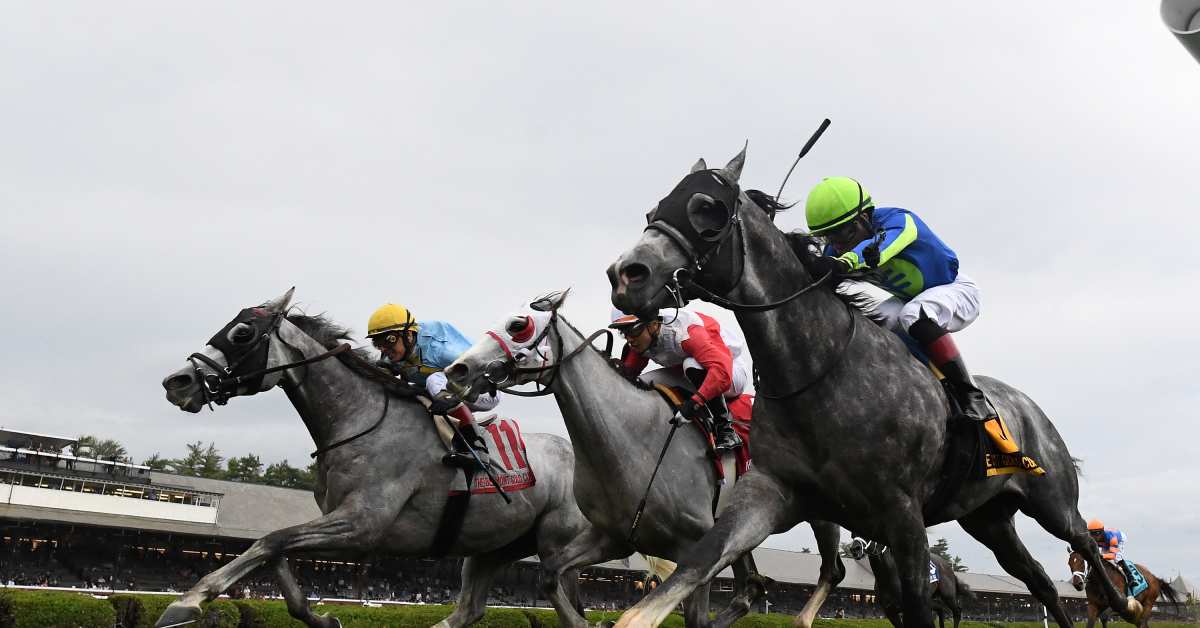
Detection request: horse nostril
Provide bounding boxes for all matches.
[164,373,194,391]
[621,263,649,284]
[445,362,468,384]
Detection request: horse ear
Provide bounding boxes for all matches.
[690,158,707,173]
[530,288,571,312]
[263,287,295,314]
[721,142,747,183]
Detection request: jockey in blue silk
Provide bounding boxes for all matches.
[1088,518,1135,583]
[367,303,499,469]
[804,176,994,422]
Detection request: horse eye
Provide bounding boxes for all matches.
[231,324,256,344]
[506,317,528,335]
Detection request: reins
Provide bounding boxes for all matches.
[487,311,615,398]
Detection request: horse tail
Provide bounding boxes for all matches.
[956,580,976,602]
[1158,577,1182,610]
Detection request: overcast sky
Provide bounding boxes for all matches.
[2,2,1196,589]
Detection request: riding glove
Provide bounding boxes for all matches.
[428,392,463,416]
[810,255,853,280]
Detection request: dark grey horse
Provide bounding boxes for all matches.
[604,149,1137,628]
[849,538,971,628]
[159,289,626,628]
[443,295,845,628]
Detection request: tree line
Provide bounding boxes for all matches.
[74,435,318,491]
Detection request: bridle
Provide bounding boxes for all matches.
[849,537,887,560]
[644,171,857,399]
[186,310,349,409]
[480,307,613,398]
[644,170,836,314]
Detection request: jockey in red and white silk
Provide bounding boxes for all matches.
[609,308,748,451]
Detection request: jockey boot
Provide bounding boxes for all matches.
[1118,559,1136,585]
[908,314,998,422]
[441,404,490,470]
[709,396,743,451]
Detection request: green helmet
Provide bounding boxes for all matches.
[805,177,874,235]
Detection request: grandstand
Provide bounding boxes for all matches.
[0,428,1187,622]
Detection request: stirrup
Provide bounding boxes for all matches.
[442,449,487,470]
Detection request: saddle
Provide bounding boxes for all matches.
[652,384,751,482]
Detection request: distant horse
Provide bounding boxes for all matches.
[1069,549,1181,628]
[159,289,626,628]
[850,538,972,628]
[606,146,1137,628]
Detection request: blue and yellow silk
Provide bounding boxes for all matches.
[823,206,960,298]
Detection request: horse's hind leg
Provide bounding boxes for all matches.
[273,557,340,628]
[614,471,798,628]
[711,552,766,628]
[958,505,1072,628]
[537,525,627,628]
[793,520,845,628]
[440,536,537,628]
[1019,491,1137,621]
[682,581,714,628]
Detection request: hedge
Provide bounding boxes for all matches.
[0,590,1193,628]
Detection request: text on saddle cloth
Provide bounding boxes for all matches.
[447,417,536,496]
[980,414,1044,478]
[1122,562,1149,597]
[929,560,940,584]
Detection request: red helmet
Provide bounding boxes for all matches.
[1087,518,1105,531]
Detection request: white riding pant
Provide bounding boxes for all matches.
[425,371,499,412]
[639,356,751,399]
[837,271,981,334]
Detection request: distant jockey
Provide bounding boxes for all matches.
[804,176,993,422]
[367,303,499,469]
[1088,518,1135,583]
[609,307,746,451]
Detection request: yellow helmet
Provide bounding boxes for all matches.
[367,303,418,337]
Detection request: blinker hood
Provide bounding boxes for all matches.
[646,169,744,295]
[206,306,280,394]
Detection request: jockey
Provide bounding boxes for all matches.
[367,303,499,469]
[1088,518,1134,581]
[609,307,747,451]
[804,176,993,422]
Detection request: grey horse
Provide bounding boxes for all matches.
[848,538,972,628]
[604,148,1138,628]
[442,293,845,628]
[159,289,626,628]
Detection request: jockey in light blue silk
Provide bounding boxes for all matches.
[1088,518,1135,584]
[367,303,499,469]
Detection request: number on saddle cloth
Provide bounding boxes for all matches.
[1123,561,1149,597]
[929,560,940,584]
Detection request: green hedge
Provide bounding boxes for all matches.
[0,590,1193,628]
[3,589,115,628]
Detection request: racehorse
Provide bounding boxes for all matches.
[159,289,626,628]
[849,538,972,628]
[605,147,1138,628]
[1069,550,1181,628]
[443,294,845,628]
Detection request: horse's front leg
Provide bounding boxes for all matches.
[794,520,845,628]
[156,496,399,627]
[273,557,340,628]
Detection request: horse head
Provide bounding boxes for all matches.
[1067,548,1088,591]
[162,288,298,412]
[444,290,569,401]
[607,147,749,318]
[847,537,886,561]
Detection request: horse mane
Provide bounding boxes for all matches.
[286,311,422,398]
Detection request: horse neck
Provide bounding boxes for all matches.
[726,204,862,388]
[276,322,420,453]
[546,315,680,474]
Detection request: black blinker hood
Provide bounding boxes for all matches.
[206,307,279,393]
[647,169,743,294]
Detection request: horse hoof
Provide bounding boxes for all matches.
[156,602,202,627]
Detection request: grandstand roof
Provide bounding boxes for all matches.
[0,428,75,452]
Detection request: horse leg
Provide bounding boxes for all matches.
[1019,494,1136,620]
[155,503,395,628]
[439,537,536,628]
[957,507,1071,628]
[537,525,627,628]
[950,602,961,628]
[711,552,767,628]
[272,557,340,628]
[793,520,845,628]
[1084,602,1098,628]
[614,471,796,628]
[885,515,936,628]
[883,605,904,628]
[682,581,714,628]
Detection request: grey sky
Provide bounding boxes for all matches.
[1,2,1196,588]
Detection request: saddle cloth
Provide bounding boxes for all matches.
[929,560,940,584]
[1121,561,1149,597]
[425,403,537,496]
